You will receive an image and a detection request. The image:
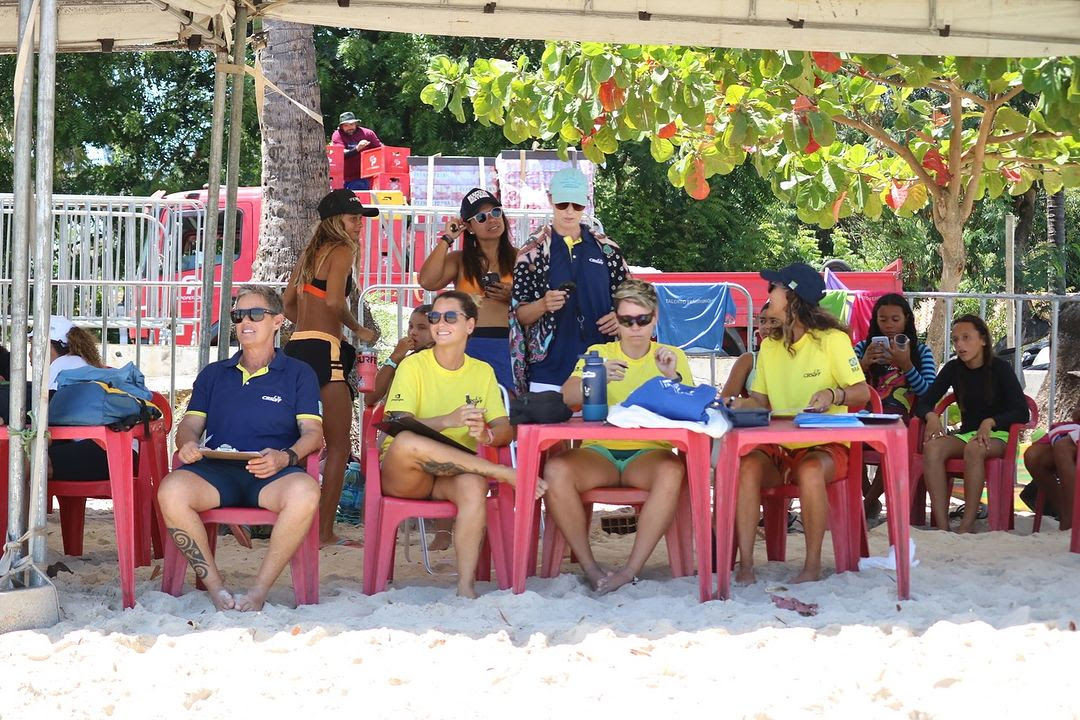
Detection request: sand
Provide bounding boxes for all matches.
[2,503,1080,719]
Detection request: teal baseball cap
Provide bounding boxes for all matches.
[549,168,589,205]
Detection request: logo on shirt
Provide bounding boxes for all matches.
[803,369,821,378]
[262,395,283,403]
[588,257,604,265]
[391,393,403,402]
[849,357,859,371]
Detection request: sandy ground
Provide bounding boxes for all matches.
[2,504,1080,719]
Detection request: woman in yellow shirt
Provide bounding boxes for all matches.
[730,263,869,586]
[380,291,543,598]
[545,279,693,594]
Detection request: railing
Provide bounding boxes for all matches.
[906,291,1079,424]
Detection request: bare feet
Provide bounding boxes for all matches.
[582,563,609,591]
[208,587,236,611]
[456,582,478,599]
[954,520,976,534]
[595,566,636,595]
[429,529,453,552]
[319,535,362,549]
[790,566,823,584]
[734,563,756,586]
[234,586,269,612]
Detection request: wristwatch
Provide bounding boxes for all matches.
[281,447,299,467]
[441,233,454,248]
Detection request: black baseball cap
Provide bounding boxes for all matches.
[760,263,826,306]
[318,189,379,221]
[459,187,501,222]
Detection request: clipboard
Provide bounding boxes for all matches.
[200,448,263,461]
[376,416,476,455]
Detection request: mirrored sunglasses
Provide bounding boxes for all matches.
[469,207,503,224]
[426,310,462,325]
[229,307,274,323]
[554,202,586,211]
[617,313,654,328]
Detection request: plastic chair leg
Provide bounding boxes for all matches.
[57,497,88,556]
[762,498,790,562]
[288,514,320,605]
[1033,486,1045,533]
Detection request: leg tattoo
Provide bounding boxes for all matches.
[419,458,479,477]
[168,527,211,580]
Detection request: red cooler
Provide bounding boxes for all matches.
[361,146,411,178]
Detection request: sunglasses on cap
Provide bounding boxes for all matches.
[617,313,654,327]
[554,202,586,211]
[426,310,464,325]
[468,207,503,224]
[230,307,274,323]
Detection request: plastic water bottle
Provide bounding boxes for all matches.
[355,344,377,393]
[581,352,608,422]
[335,461,364,525]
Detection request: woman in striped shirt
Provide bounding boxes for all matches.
[854,294,936,517]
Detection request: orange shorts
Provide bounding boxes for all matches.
[753,443,849,483]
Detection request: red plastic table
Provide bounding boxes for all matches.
[713,419,911,601]
[512,420,714,602]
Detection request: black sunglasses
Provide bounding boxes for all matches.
[426,310,463,325]
[468,207,503,224]
[230,307,275,323]
[554,202,586,211]
[617,313,654,328]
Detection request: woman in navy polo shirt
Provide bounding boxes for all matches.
[158,286,324,612]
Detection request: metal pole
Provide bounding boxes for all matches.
[27,0,58,565]
[198,48,228,370]
[216,2,248,358]
[1048,300,1059,425]
[6,0,36,549]
[1004,213,1015,334]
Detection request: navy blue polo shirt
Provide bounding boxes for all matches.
[530,225,617,387]
[187,349,321,452]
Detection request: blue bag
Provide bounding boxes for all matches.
[49,363,160,429]
[622,377,717,422]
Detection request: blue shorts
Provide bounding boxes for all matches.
[466,331,514,393]
[582,446,652,473]
[183,458,305,508]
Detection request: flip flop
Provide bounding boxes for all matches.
[321,538,362,549]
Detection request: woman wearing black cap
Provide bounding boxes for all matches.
[418,188,516,391]
[728,262,870,586]
[283,189,381,546]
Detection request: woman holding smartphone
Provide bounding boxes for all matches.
[418,188,516,391]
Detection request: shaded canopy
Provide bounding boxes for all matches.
[1,0,1079,56]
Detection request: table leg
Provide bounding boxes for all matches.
[714,437,739,601]
[882,429,911,600]
[687,435,713,603]
[511,427,540,594]
[106,430,137,609]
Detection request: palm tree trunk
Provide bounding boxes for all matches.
[1047,187,1066,294]
[252,20,328,283]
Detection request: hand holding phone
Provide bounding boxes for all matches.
[480,272,501,288]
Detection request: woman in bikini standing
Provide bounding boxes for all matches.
[284,189,381,546]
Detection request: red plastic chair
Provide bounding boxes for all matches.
[755,399,879,573]
[362,405,511,594]
[539,465,695,579]
[909,393,1038,531]
[1030,438,1080,545]
[160,453,321,606]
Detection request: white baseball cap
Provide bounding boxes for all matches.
[31,315,75,343]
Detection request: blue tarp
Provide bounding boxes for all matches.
[655,283,736,353]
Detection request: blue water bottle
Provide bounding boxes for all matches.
[581,351,608,422]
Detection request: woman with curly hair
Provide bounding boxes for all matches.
[284,189,380,546]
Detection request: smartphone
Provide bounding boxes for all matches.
[557,281,577,293]
[871,336,891,350]
[481,272,501,288]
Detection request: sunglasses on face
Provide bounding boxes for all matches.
[468,207,503,224]
[554,202,586,211]
[230,307,274,323]
[426,310,463,325]
[617,313,654,328]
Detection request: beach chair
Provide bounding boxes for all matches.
[362,404,511,594]
[909,393,1038,531]
[160,453,321,606]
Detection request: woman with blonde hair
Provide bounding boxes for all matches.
[544,279,692,594]
[284,189,380,546]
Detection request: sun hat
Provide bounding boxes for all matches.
[30,315,75,344]
[459,188,501,221]
[549,168,589,206]
[760,263,826,306]
[317,189,379,221]
[338,111,358,126]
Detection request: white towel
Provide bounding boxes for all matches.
[606,404,731,439]
[858,537,919,570]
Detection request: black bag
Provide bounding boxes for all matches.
[509,391,572,425]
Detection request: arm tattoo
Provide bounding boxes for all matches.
[168,527,211,580]
[418,459,477,477]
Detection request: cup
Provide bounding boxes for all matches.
[894,333,909,352]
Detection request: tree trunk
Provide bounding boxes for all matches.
[1012,185,1037,292]
[252,20,328,284]
[925,210,966,363]
[1036,301,1080,426]
[1047,187,1066,294]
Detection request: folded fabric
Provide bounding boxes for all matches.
[623,377,718,422]
[793,412,864,428]
[858,538,919,571]
[607,403,731,439]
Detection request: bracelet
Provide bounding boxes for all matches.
[829,387,838,404]
[441,233,454,247]
[383,358,399,370]
[839,387,847,405]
